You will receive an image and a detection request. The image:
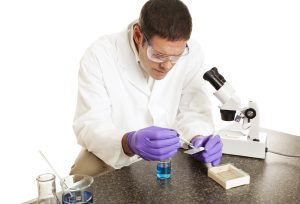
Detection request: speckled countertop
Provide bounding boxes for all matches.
[91,129,300,204]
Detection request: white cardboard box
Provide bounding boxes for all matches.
[208,164,250,189]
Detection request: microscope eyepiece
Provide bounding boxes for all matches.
[203,67,226,90]
[220,110,236,121]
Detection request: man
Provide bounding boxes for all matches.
[71,0,222,176]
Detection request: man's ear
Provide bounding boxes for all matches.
[133,24,143,45]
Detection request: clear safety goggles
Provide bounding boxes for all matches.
[144,34,189,64]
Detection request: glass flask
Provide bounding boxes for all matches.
[156,158,172,179]
[36,173,60,204]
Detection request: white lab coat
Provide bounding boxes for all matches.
[73,27,214,169]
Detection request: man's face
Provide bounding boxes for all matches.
[134,26,187,80]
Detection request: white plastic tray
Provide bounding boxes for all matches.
[208,163,250,189]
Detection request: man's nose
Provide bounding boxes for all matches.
[159,60,173,70]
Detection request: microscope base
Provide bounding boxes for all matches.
[217,130,267,159]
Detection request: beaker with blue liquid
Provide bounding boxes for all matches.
[156,158,171,179]
[61,174,94,204]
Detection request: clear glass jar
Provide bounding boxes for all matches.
[156,158,171,179]
[36,173,59,204]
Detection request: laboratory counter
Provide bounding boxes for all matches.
[23,129,300,204]
[91,129,300,204]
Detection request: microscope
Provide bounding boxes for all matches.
[203,67,267,159]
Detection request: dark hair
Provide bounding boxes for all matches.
[139,0,192,42]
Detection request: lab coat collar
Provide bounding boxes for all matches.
[116,28,151,96]
[128,20,150,81]
[128,20,140,64]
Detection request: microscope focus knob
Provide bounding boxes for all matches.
[244,108,256,119]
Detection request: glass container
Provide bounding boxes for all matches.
[36,173,59,204]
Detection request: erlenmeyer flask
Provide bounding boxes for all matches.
[36,173,60,204]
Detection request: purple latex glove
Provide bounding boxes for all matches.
[126,126,180,161]
[191,135,223,166]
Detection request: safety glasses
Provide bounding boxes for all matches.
[143,34,189,64]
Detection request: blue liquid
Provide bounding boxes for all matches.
[156,161,171,179]
[63,191,93,204]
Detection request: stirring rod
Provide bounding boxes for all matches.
[38,150,73,196]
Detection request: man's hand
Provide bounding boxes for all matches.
[191,135,223,166]
[125,126,180,161]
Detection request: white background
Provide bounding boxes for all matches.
[1,0,299,203]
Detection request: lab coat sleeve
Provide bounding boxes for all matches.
[73,46,139,169]
[176,46,215,143]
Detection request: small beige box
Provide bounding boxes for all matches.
[208,164,250,189]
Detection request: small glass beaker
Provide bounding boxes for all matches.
[61,174,94,204]
[36,173,59,204]
[156,158,171,179]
